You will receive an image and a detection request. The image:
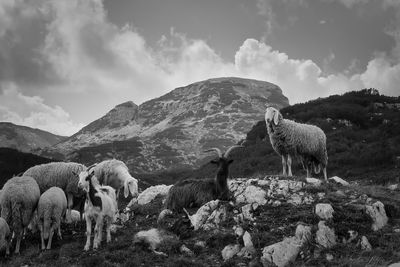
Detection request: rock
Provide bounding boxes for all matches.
[243,231,254,248]
[261,236,302,267]
[268,179,304,198]
[315,203,334,220]
[184,200,227,231]
[334,190,346,198]
[237,246,256,259]
[157,209,173,223]
[261,224,311,267]
[234,226,244,237]
[365,201,388,231]
[242,204,256,221]
[288,192,314,205]
[180,244,194,256]
[326,253,334,261]
[110,224,122,234]
[221,244,241,261]
[360,236,372,251]
[306,178,322,187]
[315,221,336,248]
[236,185,267,205]
[115,212,129,224]
[194,240,207,248]
[133,228,178,252]
[344,230,358,244]
[388,184,398,191]
[388,263,400,267]
[137,184,172,205]
[329,176,349,186]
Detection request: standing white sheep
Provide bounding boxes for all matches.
[1,175,40,254]
[37,187,67,250]
[265,107,328,180]
[23,162,86,222]
[92,159,139,201]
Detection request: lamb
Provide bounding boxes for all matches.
[77,165,118,251]
[0,175,40,254]
[0,217,11,255]
[36,187,67,250]
[163,145,242,212]
[264,107,328,180]
[92,159,139,201]
[23,162,87,222]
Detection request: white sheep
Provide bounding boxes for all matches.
[1,175,40,254]
[265,107,328,180]
[78,166,118,251]
[92,159,139,201]
[36,187,67,250]
[0,217,11,255]
[23,162,87,222]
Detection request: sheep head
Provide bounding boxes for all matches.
[204,145,243,166]
[265,107,283,126]
[76,164,98,192]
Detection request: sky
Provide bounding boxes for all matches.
[0,0,400,136]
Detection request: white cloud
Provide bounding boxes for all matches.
[0,83,84,136]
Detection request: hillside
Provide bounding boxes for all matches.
[0,122,66,153]
[140,89,400,186]
[44,77,288,172]
[0,147,56,188]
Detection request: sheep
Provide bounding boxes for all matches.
[77,165,118,251]
[92,159,139,202]
[163,145,242,212]
[36,187,67,250]
[0,217,11,255]
[23,162,87,222]
[264,107,328,180]
[0,175,40,254]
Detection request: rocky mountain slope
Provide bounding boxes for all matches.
[0,122,66,152]
[1,176,399,266]
[48,77,288,172]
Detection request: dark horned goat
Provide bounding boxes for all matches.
[164,145,242,212]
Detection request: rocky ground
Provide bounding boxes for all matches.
[1,175,400,267]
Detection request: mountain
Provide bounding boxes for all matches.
[47,77,289,172]
[0,122,67,153]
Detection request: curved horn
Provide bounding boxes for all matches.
[86,163,97,172]
[204,147,222,158]
[224,145,244,158]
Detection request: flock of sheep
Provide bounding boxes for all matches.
[0,106,328,256]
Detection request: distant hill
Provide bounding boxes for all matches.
[43,77,289,172]
[142,89,400,185]
[0,147,56,188]
[0,122,67,153]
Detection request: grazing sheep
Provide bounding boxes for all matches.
[265,107,328,180]
[78,166,118,251]
[92,159,139,201]
[37,187,67,250]
[0,218,11,255]
[23,162,86,222]
[1,175,40,254]
[164,145,242,212]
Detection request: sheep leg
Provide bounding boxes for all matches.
[282,155,287,176]
[106,217,112,243]
[5,241,9,255]
[287,155,293,176]
[323,167,328,182]
[84,217,92,251]
[46,225,55,250]
[66,194,73,223]
[15,232,21,254]
[94,216,103,249]
[57,224,62,240]
[40,225,46,250]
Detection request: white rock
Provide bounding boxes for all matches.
[221,244,241,261]
[133,228,177,251]
[326,253,334,261]
[184,200,227,231]
[233,226,244,237]
[388,263,400,267]
[180,244,194,256]
[235,185,267,205]
[388,184,398,191]
[295,224,312,243]
[329,176,349,186]
[194,240,206,248]
[261,236,302,267]
[268,179,304,198]
[365,201,388,231]
[360,236,372,251]
[242,204,255,221]
[137,184,172,205]
[315,203,334,220]
[110,224,122,234]
[243,231,254,248]
[288,193,314,205]
[306,178,322,187]
[115,212,129,224]
[237,246,255,259]
[315,221,336,248]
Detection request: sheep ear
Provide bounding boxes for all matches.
[124,179,130,198]
[210,160,218,164]
[273,110,280,125]
[128,179,138,197]
[72,171,78,177]
[228,159,234,165]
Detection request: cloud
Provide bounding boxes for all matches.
[0,82,84,135]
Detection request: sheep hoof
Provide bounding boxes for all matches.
[84,245,90,251]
